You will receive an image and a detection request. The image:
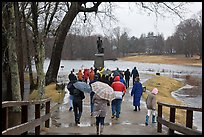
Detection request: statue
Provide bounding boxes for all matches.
[97,37,104,53]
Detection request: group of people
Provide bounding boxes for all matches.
[66,66,158,134]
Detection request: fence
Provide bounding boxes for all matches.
[2,98,51,135]
[157,101,202,135]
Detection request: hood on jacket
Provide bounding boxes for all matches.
[151,88,158,95]
[114,76,120,81]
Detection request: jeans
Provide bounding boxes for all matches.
[69,95,73,108]
[73,99,83,123]
[125,79,129,88]
[111,99,122,118]
[90,92,95,113]
[96,117,105,126]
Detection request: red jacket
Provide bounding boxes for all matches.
[111,76,126,93]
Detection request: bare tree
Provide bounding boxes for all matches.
[175,18,200,57]
[2,2,22,105]
[45,2,102,85]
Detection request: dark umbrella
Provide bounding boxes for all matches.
[102,69,112,76]
[73,81,92,93]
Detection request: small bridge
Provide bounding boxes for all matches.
[2,98,51,135]
[2,98,202,135]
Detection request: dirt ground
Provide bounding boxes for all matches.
[119,54,202,67]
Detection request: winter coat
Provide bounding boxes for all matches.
[111,76,126,99]
[68,72,77,82]
[124,69,131,80]
[73,88,85,102]
[67,80,77,95]
[83,69,89,80]
[77,70,83,81]
[89,70,95,81]
[92,94,109,117]
[146,92,156,110]
[131,67,139,77]
[131,81,143,106]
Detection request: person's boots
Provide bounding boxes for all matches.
[134,106,137,111]
[152,115,156,123]
[96,125,99,135]
[145,115,149,126]
[100,125,104,135]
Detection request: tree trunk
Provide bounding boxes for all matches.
[21,5,36,92]
[31,2,45,99]
[14,2,24,100]
[7,3,22,111]
[45,3,80,85]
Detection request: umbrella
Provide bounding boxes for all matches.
[73,81,92,93]
[102,69,112,76]
[91,81,116,101]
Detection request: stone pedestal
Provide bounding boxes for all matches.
[94,53,104,69]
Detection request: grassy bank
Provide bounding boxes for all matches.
[119,54,202,67]
[142,75,187,125]
[29,83,65,103]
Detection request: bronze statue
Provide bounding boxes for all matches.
[97,37,104,53]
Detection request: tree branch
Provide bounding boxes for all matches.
[161,2,183,19]
[78,2,101,13]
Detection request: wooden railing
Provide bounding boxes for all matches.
[2,98,51,135]
[157,102,202,135]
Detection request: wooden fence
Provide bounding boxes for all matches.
[157,101,202,135]
[2,98,51,135]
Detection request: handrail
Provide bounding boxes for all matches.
[157,101,202,135]
[2,98,51,135]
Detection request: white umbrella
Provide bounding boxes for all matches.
[91,81,116,101]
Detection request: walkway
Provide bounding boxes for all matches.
[41,73,167,135]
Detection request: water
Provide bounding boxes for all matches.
[41,59,201,76]
[35,59,202,132]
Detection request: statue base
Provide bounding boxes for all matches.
[94,53,104,69]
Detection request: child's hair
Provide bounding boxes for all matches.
[151,88,158,95]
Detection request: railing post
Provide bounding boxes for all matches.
[21,105,28,135]
[157,104,162,133]
[45,101,50,128]
[168,107,175,135]
[35,104,41,135]
[2,107,8,131]
[186,110,193,129]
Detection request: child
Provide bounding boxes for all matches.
[145,88,158,126]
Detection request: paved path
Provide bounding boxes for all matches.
[41,73,167,135]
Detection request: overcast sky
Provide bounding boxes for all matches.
[92,2,202,40]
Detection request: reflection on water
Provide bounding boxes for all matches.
[40,60,202,80]
[8,110,21,128]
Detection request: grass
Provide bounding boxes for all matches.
[142,75,187,125]
[120,54,202,67]
[29,83,65,103]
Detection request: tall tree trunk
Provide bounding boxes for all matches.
[45,3,80,85]
[7,2,22,111]
[14,2,24,100]
[21,4,36,92]
[31,2,45,99]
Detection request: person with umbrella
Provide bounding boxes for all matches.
[72,81,91,125]
[91,81,115,135]
[67,73,77,111]
[72,87,85,125]
[89,75,99,116]
[111,76,126,119]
